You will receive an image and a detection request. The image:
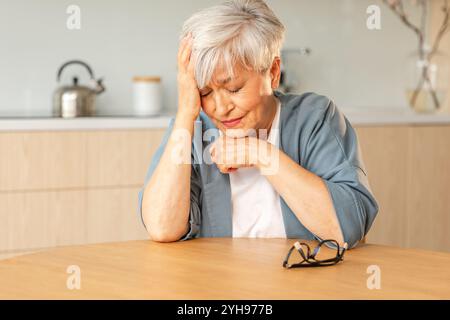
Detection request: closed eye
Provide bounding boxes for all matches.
[228,87,242,94]
[200,86,242,97]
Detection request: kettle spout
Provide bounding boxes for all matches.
[94,78,106,95]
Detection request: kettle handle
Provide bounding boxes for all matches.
[56,60,95,82]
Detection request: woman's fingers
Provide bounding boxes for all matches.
[187,48,195,75]
[177,37,189,65]
[216,162,252,174]
[215,163,237,174]
[177,34,190,70]
[177,37,187,61]
[178,34,193,71]
[180,39,191,64]
[210,136,256,169]
[176,32,201,122]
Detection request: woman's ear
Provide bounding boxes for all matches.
[269,57,281,89]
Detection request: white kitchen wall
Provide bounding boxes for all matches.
[0,0,421,117]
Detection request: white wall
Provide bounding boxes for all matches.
[0,0,421,117]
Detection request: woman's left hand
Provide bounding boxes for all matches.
[209,135,270,174]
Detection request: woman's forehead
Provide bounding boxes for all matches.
[210,63,249,85]
[214,75,237,85]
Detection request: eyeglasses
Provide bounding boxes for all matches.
[283,239,348,268]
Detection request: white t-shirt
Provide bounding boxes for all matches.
[228,98,286,238]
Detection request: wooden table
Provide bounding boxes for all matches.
[0,238,449,299]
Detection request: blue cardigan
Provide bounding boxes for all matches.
[138,90,379,248]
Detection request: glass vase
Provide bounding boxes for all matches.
[405,48,449,113]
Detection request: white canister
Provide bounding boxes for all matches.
[132,76,162,116]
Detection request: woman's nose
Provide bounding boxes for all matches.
[214,92,233,116]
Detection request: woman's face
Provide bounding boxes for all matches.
[199,57,281,135]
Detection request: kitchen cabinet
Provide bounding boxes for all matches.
[0,129,165,256]
[1,122,450,257]
[356,125,450,252]
[355,126,410,248]
[407,126,450,251]
[0,130,165,191]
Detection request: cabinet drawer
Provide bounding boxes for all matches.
[0,132,86,191]
[85,129,165,187]
[0,129,166,191]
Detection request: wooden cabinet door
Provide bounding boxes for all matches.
[355,126,410,247]
[85,187,148,244]
[85,129,165,187]
[407,126,450,252]
[0,129,165,254]
[356,125,450,252]
[0,132,86,191]
[0,190,87,252]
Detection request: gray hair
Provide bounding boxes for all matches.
[180,0,285,89]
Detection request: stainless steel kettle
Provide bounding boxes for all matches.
[53,60,105,118]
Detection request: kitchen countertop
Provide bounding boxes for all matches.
[341,108,450,126]
[0,115,173,131]
[1,108,450,131]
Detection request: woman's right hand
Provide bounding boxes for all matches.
[177,33,201,122]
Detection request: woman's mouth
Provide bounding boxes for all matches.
[221,116,244,128]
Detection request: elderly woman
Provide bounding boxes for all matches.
[138,0,378,249]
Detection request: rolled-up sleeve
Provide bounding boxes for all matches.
[137,117,202,241]
[300,99,379,249]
